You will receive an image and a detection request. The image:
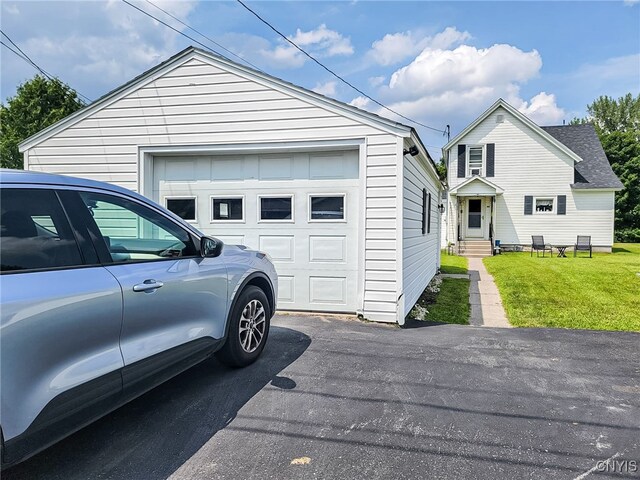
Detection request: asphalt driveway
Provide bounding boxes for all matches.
[5,315,640,479]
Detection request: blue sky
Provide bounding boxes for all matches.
[1,1,638,154]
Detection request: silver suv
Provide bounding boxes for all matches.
[0,169,277,467]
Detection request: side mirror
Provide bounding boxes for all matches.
[200,236,223,258]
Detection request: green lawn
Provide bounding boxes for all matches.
[484,243,640,331]
[410,277,470,325]
[440,251,468,274]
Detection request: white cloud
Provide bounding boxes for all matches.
[368,27,470,66]
[291,24,354,56]
[515,92,565,125]
[3,0,197,100]
[623,0,639,6]
[259,24,353,68]
[312,81,337,96]
[368,75,386,87]
[349,96,371,109]
[387,44,542,100]
[352,37,567,132]
[3,3,19,15]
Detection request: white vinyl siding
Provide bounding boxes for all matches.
[444,106,616,247]
[402,141,441,318]
[24,54,418,323]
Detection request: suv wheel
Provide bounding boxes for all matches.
[216,286,271,367]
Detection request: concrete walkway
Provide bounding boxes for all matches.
[467,257,511,328]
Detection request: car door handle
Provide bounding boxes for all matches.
[133,279,164,292]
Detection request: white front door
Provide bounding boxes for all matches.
[465,198,483,238]
[152,150,360,313]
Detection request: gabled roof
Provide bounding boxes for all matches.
[449,175,504,195]
[541,124,624,190]
[20,46,413,151]
[442,98,583,165]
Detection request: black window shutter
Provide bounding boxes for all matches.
[486,143,495,177]
[427,192,432,234]
[422,188,427,234]
[524,196,533,215]
[557,195,566,215]
[457,145,466,178]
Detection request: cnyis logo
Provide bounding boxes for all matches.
[596,459,638,473]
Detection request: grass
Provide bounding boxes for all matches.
[440,251,468,274]
[484,243,640,331]
[410,277,470,325]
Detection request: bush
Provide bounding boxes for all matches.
[615,228,640,243]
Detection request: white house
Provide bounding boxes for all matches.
[19,46,443,325]
[441,99,623,255]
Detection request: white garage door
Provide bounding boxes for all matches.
[153,150,360,313]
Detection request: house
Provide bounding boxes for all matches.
[18,46,443,325]
[441,99,623,255]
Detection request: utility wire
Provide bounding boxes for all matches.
[143,0,262,71]
[1,30,92,103]
[235,0,446,134]
[1,30,53,81]
[122,0,234,59]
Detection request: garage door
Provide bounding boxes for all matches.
[153,150,360,313]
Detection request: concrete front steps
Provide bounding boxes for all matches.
[459,240,492,258]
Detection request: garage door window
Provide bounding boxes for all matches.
[212,196,244,222]
[259,196,293,222]
[309,195,345,221]
[165,197,196,222]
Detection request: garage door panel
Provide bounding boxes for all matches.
[309,277,346,305]
[259,235,295,262]
[212,157,244,180]
[259,155,293,180]
[217,235,245,245]
[309,235,346,263]
[277,276,295,303]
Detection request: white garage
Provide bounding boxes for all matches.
[20,46,443,325]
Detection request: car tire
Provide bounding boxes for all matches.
[216,286,271,368]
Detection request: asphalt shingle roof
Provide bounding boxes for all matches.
[541,124,623,189]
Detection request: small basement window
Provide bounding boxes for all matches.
[310,195,345,221]
[259,196,293,221]
[535,198,554,213]
[212,197,244,221]
[165,197,196,221]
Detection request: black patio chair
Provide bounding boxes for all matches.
[531,235,552,257]
[574,235,592,258]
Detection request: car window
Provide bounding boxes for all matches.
[78,192,197,263]
[0,189,83,272]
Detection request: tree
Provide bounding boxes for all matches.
[574,93,640,241]
[1,75,85,169]
[436,158,447,181]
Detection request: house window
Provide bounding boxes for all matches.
[535,198,554,213]
[212,197,244,222]
[259,195,293,221]
[309,195,345,221]
[165,197,196,221]
[468,146,483,176]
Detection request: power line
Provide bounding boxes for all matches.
[1,30,53,81]
[143,0,262,71]
[122,0,234,60]
[235,0,446,134]
[1,30,92,103]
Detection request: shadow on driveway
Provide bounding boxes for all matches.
[3,326,311,480]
